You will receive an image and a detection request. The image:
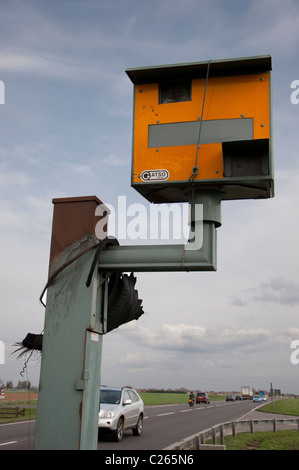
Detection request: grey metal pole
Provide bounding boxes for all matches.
[34,251,107,450]
[34,196,109,450]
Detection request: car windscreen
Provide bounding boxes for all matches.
[100,389,121,404]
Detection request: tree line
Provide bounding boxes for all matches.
[0,379,35,390]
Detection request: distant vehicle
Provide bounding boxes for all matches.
[188,397,194,407]
[196,392,210,404]
[226,394,235,402]
[259,391,267,401]
[235,395,243,401]
[98,386,144,442]
[253,394,262,403]
[241,386,253,400]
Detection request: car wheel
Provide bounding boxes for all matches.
[114,418,124,442]
[132,414,143,436]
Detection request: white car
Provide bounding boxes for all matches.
[98,386,144,442]
[253,394,262,403]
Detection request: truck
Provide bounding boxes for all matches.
[241,386,253,400]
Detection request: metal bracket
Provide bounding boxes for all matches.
[98,190,221,273]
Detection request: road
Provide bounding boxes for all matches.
[98,399,258,450]
[0,400,259,450]
[0,419,35,450]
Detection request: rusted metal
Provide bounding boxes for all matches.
[48,195,108,277]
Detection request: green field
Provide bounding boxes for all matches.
[139,392,226,406]
[0,392,226,422]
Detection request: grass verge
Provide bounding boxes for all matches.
[258,398,299,416]
[223,430,299,450]
[208,399,299,450]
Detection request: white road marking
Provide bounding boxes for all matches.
[0,441,18,446]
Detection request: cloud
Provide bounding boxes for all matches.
[116,322,272,356]
[102,321,298,390]
[102,153,129,167]
[102,320,299,392]
[230,298,247,307]
[0,49,123,86]
[276,327,299,345]
[72,164,96,179]
[0,168,31,189]
[233,277,299,307]
[233,0,299,54]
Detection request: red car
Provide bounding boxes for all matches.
[196,392,210,404]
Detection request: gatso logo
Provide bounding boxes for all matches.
[140,169,169,182]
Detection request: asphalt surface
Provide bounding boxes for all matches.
[97,400,260,450]
[165,403,299,449]
[0,400,297,450]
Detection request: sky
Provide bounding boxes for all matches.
[0,0,299,395]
